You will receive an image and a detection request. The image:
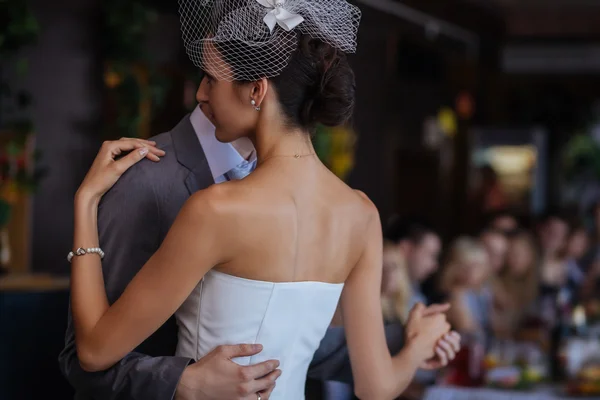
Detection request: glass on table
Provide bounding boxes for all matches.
[442,331,486,387]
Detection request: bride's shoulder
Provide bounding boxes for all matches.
[183,182,254,221]
[348,190,380,234]
[352,190,378,214]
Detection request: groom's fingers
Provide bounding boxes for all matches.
[239,358,280,382]
[222,343,264,358]
[260,381,277,400]
[244,369,282,399]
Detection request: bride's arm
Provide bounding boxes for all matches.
[341,198,450,400]
[71,188,225,372]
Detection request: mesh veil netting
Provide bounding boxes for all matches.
[178,0,361,81]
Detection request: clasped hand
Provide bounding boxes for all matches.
[406,303,461,370]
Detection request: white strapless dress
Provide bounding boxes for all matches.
[175,269,344,400]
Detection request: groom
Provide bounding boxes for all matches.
[59,84,455,399]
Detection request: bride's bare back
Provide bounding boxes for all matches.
[214,156,368,285]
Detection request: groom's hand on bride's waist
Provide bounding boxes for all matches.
[175,344,281,400]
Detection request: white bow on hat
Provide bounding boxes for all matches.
[256,0,304,33]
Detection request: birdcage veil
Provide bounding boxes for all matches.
[178,0,361,81]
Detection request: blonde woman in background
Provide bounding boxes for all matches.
[438,237,492,335]
[381,241,413,323]
[492,231,539,338]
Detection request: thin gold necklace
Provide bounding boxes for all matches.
[260,152,317,163]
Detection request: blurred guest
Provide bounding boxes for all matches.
[438,238,492,336]
[478,228,509,340]
[483,209,520,236]
[385,218,442,308]
[537,211,570,292]
[480,228,509,275]
[581,259,600,300]
[565,222,590,292]
[535,211,572,329]
[587,200,600,258]
[492,231,539,338]
[381,241,412,323]
[579,201,600,299]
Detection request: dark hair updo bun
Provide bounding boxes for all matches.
[271,35,356,129]
[220,33,356,131]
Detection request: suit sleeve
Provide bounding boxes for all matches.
[58,163,192,400]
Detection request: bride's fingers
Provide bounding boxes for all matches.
[406,302,426,327]
[103,140,165,161]
[101,140,143,157]
[434,346,448,366]
[437,338,456,361]
[422,303,451,317]
[137,146,162,162]
[113,147,152,174]
[119,137,156,147]
[145,152,161,162]
[133,139,163,159]
[446,331,461,353]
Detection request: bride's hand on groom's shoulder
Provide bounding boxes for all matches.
[175,344,281,400]
[75,137,165,203]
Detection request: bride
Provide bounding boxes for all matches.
[69,0,456,398]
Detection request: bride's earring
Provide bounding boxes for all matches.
[251,99,261,111]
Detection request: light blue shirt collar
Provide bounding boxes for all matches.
[190,106,255,181]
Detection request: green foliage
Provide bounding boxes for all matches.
[313,124,332,165]
[101,1,171,138]
[564,133,600,181]
[0,199,11,227]
[0,0,40,56]
[0,0,39,125]
[102,1,158,61]
[0,1,44,228]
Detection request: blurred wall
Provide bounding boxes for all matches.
[27,0,182,274]
[26,0,101,274]
[348,7,401,222]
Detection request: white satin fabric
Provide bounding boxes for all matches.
[176,269,344,400]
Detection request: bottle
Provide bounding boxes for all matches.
[550,289,572,381]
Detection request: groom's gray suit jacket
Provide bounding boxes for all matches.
[58,115,404,400]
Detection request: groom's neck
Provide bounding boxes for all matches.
[231,137,255,161]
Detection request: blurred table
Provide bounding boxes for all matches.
[0,273,73,399]
[0,273,69,291]
[423,385,599,400]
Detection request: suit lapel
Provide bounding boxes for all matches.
[171,114,215,194]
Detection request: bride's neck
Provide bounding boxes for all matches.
[251,116,315,163]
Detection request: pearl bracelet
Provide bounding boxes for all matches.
[67,247,105,263]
